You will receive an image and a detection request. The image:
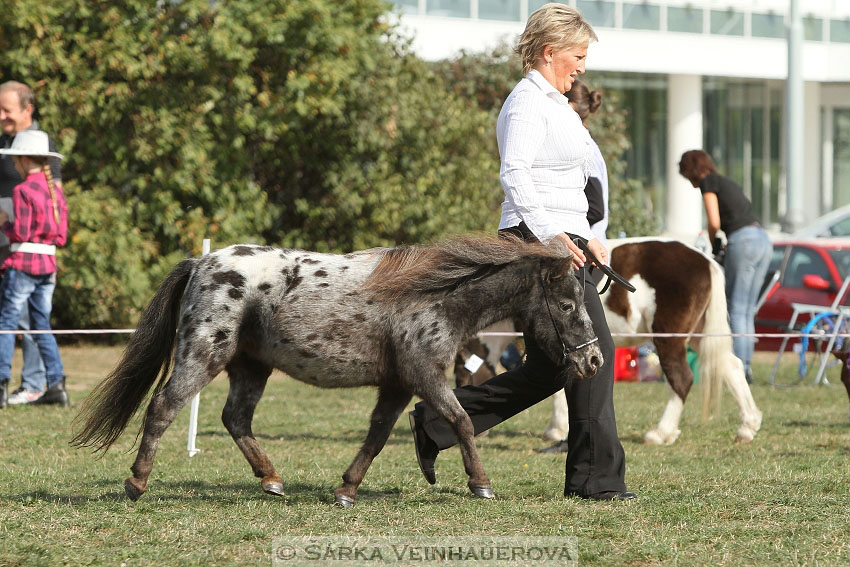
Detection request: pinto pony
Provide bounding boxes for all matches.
[544,239,762,444]
[72,236,601,506]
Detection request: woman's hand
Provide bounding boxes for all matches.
[553,233,586,270]
[587,238,608,267]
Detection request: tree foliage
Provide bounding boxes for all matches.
[0,0,502,328]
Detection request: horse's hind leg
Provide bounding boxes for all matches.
[644,337,691,445]
[334,385,412,507]
[715,349,762,442]
[220,354,279,495]
[125,364,220,500]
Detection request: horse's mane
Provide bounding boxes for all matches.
[362,234,570,301]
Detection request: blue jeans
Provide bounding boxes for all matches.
[724,225,772,371]
[0,269,64,388]
[18,306,48,392]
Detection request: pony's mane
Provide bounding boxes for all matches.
[362,234,570,301]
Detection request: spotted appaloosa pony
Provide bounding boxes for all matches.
[72,235,602,507]
[458,239,762,445]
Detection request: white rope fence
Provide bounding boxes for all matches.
[7,330,847,339]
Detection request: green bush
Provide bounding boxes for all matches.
[1,0,501,328]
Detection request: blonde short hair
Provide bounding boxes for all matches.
[515,3,597,75]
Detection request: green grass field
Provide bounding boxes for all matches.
[1,346,848,566]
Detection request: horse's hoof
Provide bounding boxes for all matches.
[736,428,755,443]
[468,484,495,499]
[334,494,355,508]
[262,481,285,496]
[643,430,664,445]
[543,428,567,442]
[124,478,144,501]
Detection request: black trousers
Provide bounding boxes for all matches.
[416,231,626,496]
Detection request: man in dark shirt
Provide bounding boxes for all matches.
[0,81,60,406]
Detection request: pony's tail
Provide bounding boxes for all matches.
[697,258,738,420]
[71,258,198,453]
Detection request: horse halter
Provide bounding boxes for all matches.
[539,240,636,361]
[539,271,599,360]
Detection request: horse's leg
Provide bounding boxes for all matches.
[220,354,279,496]
[334,386,412,507]
[697,336,763,443]
[720,350,761,442]
[837,353,850,421]
[415,376,492,498]
[125,363,220,500]
[644,337,691,445]
[543,389,569,442]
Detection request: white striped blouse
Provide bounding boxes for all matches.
[497,69,592,244]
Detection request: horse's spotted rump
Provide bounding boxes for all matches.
[231,246,256,256]
[212,270,246,290]
[282,265,302,295]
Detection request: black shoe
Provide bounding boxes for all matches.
[567,490,636,501]
[408,410,438,485]
[0,381,7,409]
[536,440,568,454]
[32,379,70,407]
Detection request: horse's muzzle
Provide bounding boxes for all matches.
[567,342,603,380]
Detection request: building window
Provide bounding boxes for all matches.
[710,9,744,36]
[528,0,553,15]
[831,19,850,43]
[752,13,784,39]
[577,1,615,28]
[804,16,823,41]
[391,0,418,13]
[703,79,783,226]
[623,3,660,31]
[835,110,850,209]
[667,6,702,34]
[426,0,470,18]
[479,0,521,22]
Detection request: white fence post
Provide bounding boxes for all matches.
[187,238,210,457]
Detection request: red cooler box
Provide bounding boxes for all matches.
[614,346,639,382]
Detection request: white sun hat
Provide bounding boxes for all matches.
[0,130,63,160]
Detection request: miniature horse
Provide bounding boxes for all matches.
[458,239,762,445]
[72,235,602,507]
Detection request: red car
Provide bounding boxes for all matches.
[755,238,850,351]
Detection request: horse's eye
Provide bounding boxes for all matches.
[558,301,574,313]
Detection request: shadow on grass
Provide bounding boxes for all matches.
[196,428,411,446]
[5,480,408,506]
[782,420,849,428]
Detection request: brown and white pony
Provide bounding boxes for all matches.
[458,238,763,445]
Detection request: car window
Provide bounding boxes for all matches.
[767,247,785,275]
[828,249,850,279]
[783,247,830,287]
[829,217,850,237]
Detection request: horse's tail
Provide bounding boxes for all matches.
[697,257,740,420]
[71,258,198,453]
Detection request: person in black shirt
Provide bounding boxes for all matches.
[679,150,771,383]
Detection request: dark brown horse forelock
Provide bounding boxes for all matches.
[362,234,569,301]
